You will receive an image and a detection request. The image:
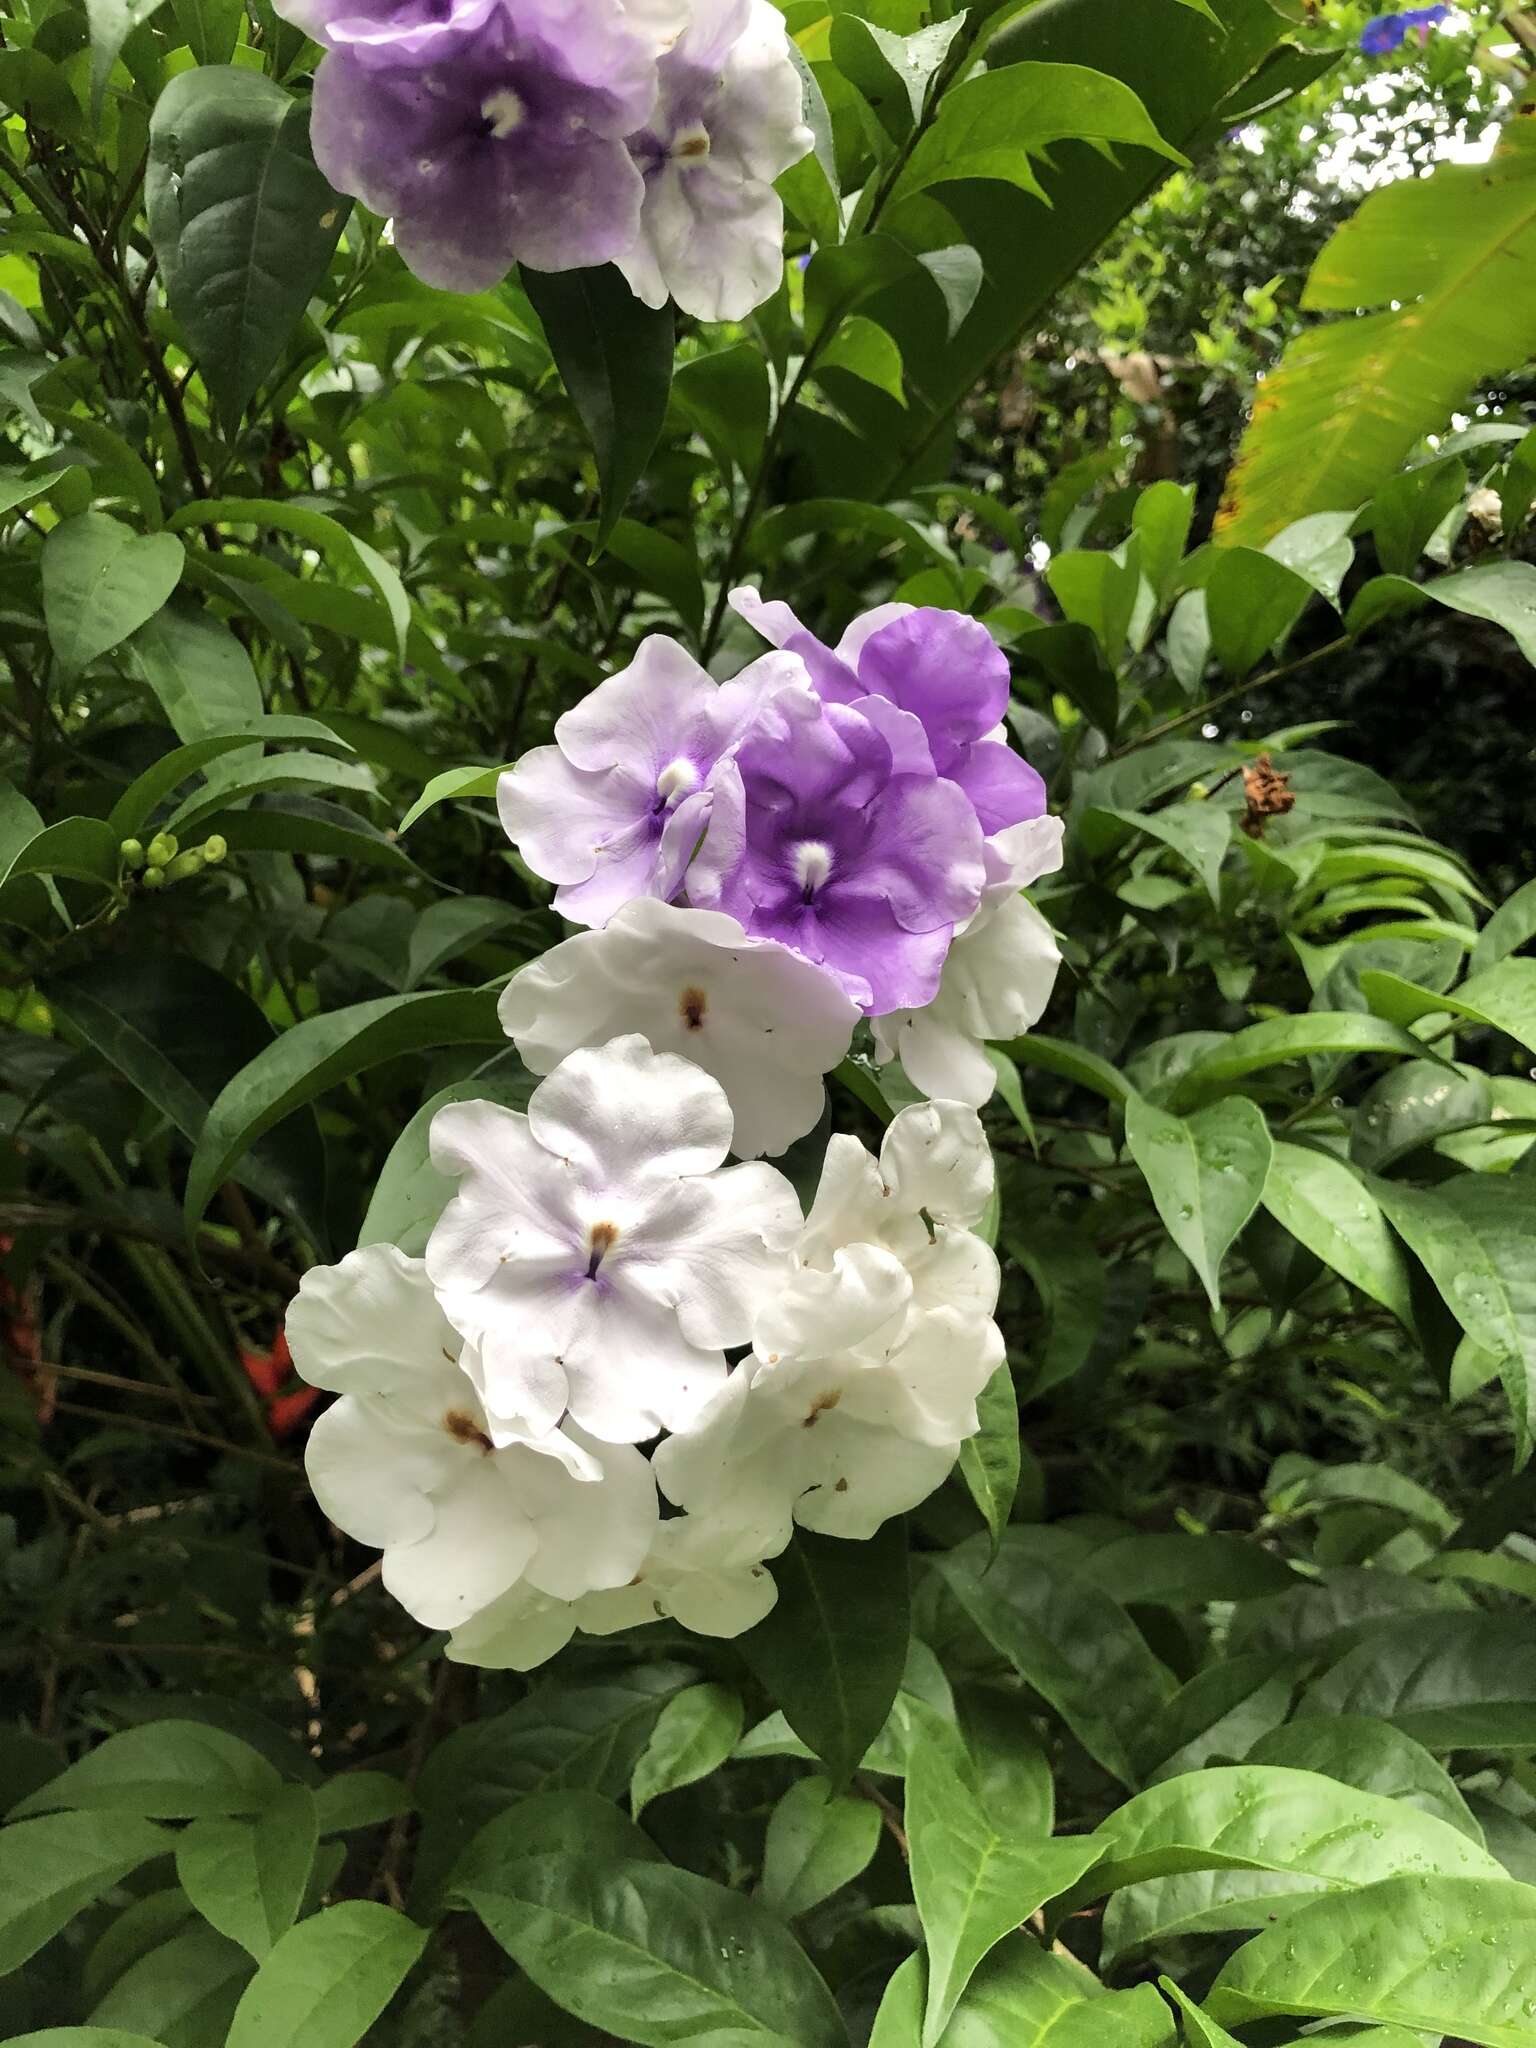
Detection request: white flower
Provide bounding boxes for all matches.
[653,1100,1005,1544]
[445,1513,779,1668]
[498,897,859,1160]
[286,1245,657,1630]
[872,814,1065,1108]
[617,0,813,322]
[425,1035,802,1447]
[653,1310,999,1543]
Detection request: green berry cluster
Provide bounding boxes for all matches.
[119,832,228,891]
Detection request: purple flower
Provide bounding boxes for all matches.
[688,686,986,1016]
[730,589,1046,838]
[1360,5,1448,53]
[497,636,807,927]
[294,0,661,288]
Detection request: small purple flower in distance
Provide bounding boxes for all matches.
[730,588,1046,838]
[288,0,662,289]
[687,686,986,1016]
[1360,5,1448,54]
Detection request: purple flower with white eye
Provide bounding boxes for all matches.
[687,684,986,1015]
[731,589,1046,837]
[289,0,662,289]
[497,636,807,927]
[617,0,813,321]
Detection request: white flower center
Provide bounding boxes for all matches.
[792,840,834,898]
[671,122,712,166]
[655,756,699,805]
[481,88,525,139]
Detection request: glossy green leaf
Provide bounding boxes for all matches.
[907,1710,1100,2043]
[1203,546,1312,675]
[1123,1093,1272,1312]
[1077,1532,1296,1607]
[1207,1875,1536,2043]
[89,1925,252,2046]
[224,1901,427,2048]
[175,1784,317,1960]
[1169,1012,1444,1106]
[873,1935,1174,2048]
[1096,801,1232,905]
[740,1520,910,1788]
[1258,1142,1413,1322]
[86,0,167,120]
[122,604,264,742]
[759,1775,880,1919]
[185,987,502,1233]
[461,1852,849,2047]
[891,61,1183,207]
[12,1722,280,1822]
[1363,957,1536,1058]
[0,1812,172,1974]
[630,1684,744,1820]
[146,66,349,420]
[42,513,184,683]
[957,1356,1020,1555]
[313,1774,410,1837]
[522,263,673,546]
[930,1534,1176,1786]
[1299,1612,1536,1749]
[1246,1715,1482,1841]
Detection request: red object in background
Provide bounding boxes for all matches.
[0,1233,50,1421]
[240,1328,320,1440]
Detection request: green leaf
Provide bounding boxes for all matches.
[1202,546,1313,676]
[0,1812,172,1974]
[122,604,264,741]
[1299,1611,1536,1750]
[521,264,673,546]
[739,1521,910,1788]
[1001,1033,1130,1106]
[42,513,184,683]
[673,344,772,479]
[816,315,906,405]
[1132,481,1195,601]
[759,1776,880,1919]
[395,764,503,833]
[172,0,245,64]
[1094,801,1232,905]
[105,715,349,839]
[1374,1174,1536,1446]
[167,500,410,663]
[1207,1875,1536,2044]
[12,1722,280,1822]
[224,1900,427,2048]
[958,1357,1020,1555]
[1258,1142,1413,1322]
[830,14,965,135]
[930,1534,1176,1786]
[5,2033,174,2047]
[1472,875,1536,975]
[175,1783,318,1959]
[461,1853,849,2047]
[1123,1093,1272,1312]
[46,951,329,1253]
[1076,1533,1296,1607]
[1369,455,1467,578]
[185,987,502,1234]
[86,0,167,120]
[1362,956,1536,1059]
[1246,1715,1483,1842]
[629,1684,744,1820]
[313,1774,410,1836]
[146,67,349,421]
[891,61,1184,207]
[89,1925,252,2045]
[907,1711,1100,2044]
[1169,1012,1443,1106]
[411,1667,695,1917]
[1216,120,1536,547]
[1046,545,1141,674]
[873,1935,1174,2048]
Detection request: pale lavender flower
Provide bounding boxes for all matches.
[293,0,662,288]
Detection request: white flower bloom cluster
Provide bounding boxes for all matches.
[288,1039,1007,1670]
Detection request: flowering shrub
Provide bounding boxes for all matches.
[2,0,1536,2042]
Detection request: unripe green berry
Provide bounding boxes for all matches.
[119,837,145,871]
[142,865,167,891]
[165,850,205,884]
[146,831,178,867]
[201,834,227,865]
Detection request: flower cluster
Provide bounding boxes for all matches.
[280,0,812,318]
[289,592,1060,1670]
[499,592,1063,1124]
[289,1043,1005,1668]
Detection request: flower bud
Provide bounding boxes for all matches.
[119,838,145,871]
[201,834,227,865]
[146,832,178,867]
[165,850,205,884]
[142,865,167,891]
